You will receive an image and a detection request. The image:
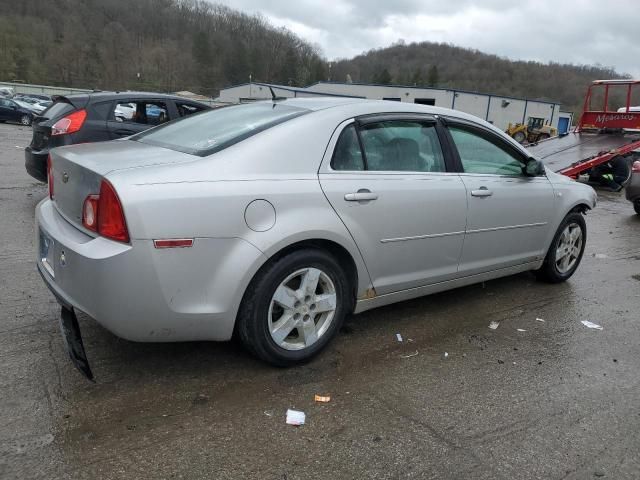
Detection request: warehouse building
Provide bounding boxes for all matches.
[216,81,573,134]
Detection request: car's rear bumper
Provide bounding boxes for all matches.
[36,198,265,343]
[25,146,48,182]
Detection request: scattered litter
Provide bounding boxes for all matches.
[314,394,331,403]
[462,353,467,358]
[593,253,608,259]
[14,145,21,149]
[400,350,419,359]
[581,320,603,330]
[488,321,500,330]
[536,318,545,322]
[396,333,403,342]
[407,338,414,343]
[497,359,505,364]
[516,328,526,332]
[264,411,273,417]
[443,352,449,359]
[512,362,517,365]
[286,409,305,426]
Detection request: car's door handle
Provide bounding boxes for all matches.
[344,189,378,202]
[471,187,493,197]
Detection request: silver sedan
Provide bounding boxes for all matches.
[36,98,597,378]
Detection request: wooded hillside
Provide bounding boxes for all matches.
[0,0,326,95]
[330,41,629,113]
[0,1,629,112]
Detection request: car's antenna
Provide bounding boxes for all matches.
[269,86,284,102]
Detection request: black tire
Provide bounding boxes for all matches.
[236,249,350,366]
[537,133,551,141]
[20,114,31,126]
[535,212,587,283]
[512,131,526,144]
[634,200,640,215]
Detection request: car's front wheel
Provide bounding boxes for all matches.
[535,212,586,283]
[237,249,350,366]
[20,114,31,126]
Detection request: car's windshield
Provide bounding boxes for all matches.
[134,102,309,156]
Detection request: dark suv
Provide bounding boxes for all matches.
[25,91,211,182]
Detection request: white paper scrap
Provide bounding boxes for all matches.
[396,333,403,342]
[286,409,305,426]
[517,329,526,332]
[488,321,499,330]
[581,321,603,330]
[536,318,545,322]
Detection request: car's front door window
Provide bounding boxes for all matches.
[449,126,525,176]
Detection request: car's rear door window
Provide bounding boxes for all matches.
[177,102,206,117]
[113,101,169,126]
[331,124,365,171]
[360,120,446,172]
[449,126,525,175]
[134,102,308,156]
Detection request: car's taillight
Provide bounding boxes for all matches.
[47,154,54,199]
[51,109,87,136]
[81,180,129,243]
[632,160,640,173]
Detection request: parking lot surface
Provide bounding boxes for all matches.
[1,122,639,479]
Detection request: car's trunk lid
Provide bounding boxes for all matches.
[50,139,196,228]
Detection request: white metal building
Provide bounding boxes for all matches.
[216,81,572,133]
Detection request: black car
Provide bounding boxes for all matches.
[0,98,34,126]
[25,91,211,182]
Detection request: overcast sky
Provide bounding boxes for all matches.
[214,0,640,77]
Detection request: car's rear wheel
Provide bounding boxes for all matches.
[20,115,31,126]
[237,249,350,366]
[537,133,551,141]
[634,200,640,215]
[535,212,586,283]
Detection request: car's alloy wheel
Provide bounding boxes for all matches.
[268,267,337,350]
[554,223,583,274]
[535,212,586,283]
[237,249,350,366]
[20,115,31,126]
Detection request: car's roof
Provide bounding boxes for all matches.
[270,97,530,157]
[268,96,488,123]
[62,91,209,103]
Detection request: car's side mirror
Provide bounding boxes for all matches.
[524,157,545,176]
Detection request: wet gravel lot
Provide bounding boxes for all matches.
[1,122,639,479]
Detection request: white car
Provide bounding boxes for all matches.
[14,99,45,114]
[114,103,136,121]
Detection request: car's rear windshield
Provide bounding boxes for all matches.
[42,101,75,120]
[133,102,309,156]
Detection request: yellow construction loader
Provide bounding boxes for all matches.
[506,117,557,144]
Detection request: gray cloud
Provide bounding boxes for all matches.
[213,0,640,76]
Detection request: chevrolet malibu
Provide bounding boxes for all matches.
[36,98,597,379]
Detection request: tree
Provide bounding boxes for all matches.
[411,67,424,86]
[427,65,439,87]
[374,68,392,85]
